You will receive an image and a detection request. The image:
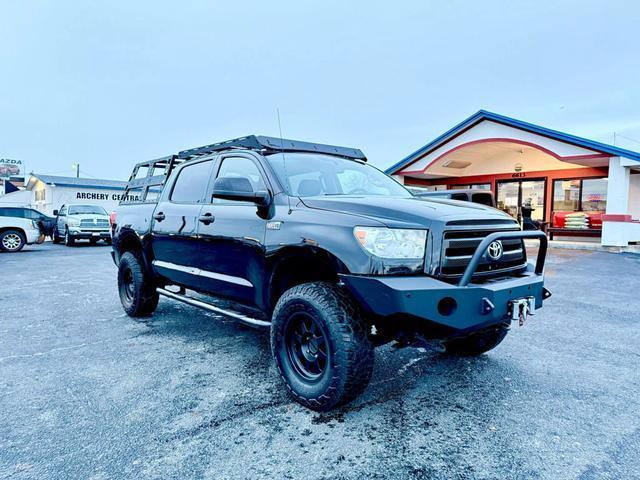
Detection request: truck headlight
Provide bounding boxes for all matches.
[354,227,427,259]
[67,218,80,227]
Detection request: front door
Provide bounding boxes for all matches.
[496,179,546,225]
[151,158,214,289]
[196,153,269,306]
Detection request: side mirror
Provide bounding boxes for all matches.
[211,177,271,207]
[53,210,59,216]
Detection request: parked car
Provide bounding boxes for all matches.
[0,214,45,252]
[411,188,496,207]
[111,136,550,411]
[0,206,55,237]
[52,204,111,246]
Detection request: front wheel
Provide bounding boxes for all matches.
[271,282,374,411]
[64,229,75,246]
[117,251,159,317]
[0,230,26,252]
[442,324,510,356]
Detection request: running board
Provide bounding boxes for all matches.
[156,287,271,328]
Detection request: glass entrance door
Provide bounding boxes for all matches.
[496,182,520,219]
[520,180,545,221]
[496,179,546,224]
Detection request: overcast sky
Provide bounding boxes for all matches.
[2,0,640,180]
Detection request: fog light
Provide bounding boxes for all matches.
[438,297,457,316]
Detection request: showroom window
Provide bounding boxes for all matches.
[450,183,491,190]
[581,178,608,211]
[553,178,607,212]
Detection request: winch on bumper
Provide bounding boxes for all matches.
[340,231,551,334]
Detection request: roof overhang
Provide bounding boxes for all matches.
[387,110,640,177]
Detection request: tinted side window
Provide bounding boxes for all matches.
[24,209,43,220]
[170,160,213,203]
[451,193,468,201]
[59,207,67,216]
[0,208,27,218]
[211,157,265,204]
[472,193,494,206]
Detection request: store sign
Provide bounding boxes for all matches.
[0,159,23,179]
[75,192,140,202]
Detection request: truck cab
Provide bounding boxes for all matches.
[111,136,550,411]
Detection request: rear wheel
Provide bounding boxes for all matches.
[0,230,26,252]
[442,324,510,356]
[118,251,159,317]
[271,282,374,411]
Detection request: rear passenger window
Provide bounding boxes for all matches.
[472,193,493,206]
[451,193,468,201]
[0,208,25,218]
[171,160,212,203]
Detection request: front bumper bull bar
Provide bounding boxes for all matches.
[340,230,550,333]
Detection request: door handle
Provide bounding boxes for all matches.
[153,212,166,222]
[198,212,215,225]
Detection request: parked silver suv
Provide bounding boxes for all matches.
[52,204,111,246]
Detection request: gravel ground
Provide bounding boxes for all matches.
[1,243,639,480]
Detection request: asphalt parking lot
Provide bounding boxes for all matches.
[1,243,639,480]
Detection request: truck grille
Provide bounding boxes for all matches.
[440,229,527,278]
[80,219,109,228]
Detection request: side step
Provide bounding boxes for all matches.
[156,287,271,328]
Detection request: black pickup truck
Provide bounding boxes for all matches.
[111,136,550,411]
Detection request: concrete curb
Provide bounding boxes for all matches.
[524,239,640,255]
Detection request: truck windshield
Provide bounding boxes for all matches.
[266,153,411,197]
[69,205,108,215]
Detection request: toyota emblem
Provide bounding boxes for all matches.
[487,240,503,261]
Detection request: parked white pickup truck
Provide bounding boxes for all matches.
[0,216,44,252]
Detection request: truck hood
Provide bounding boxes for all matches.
[69,214,109,221]
[300,195,515,228]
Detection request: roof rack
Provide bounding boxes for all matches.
[121,155,185,203]
[178,135,367,161]
[121,136,366,204]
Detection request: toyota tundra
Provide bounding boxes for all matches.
[111,136,550,411]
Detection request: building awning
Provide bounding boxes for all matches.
[387,110,640,180]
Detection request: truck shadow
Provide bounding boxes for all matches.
[139,300,521,420]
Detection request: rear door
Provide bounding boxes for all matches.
[196,153,269,306]
[151,158,214,289]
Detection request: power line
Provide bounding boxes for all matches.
[613,132,640,147]
[80,170,98,179]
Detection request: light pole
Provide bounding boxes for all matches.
[71,163,80,178]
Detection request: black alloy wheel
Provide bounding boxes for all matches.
[284,312,329,382]
[117,251,159,317]
[271,282,374,411]
[120,266,136,304]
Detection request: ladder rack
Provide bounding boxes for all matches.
[121,136,366,204]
